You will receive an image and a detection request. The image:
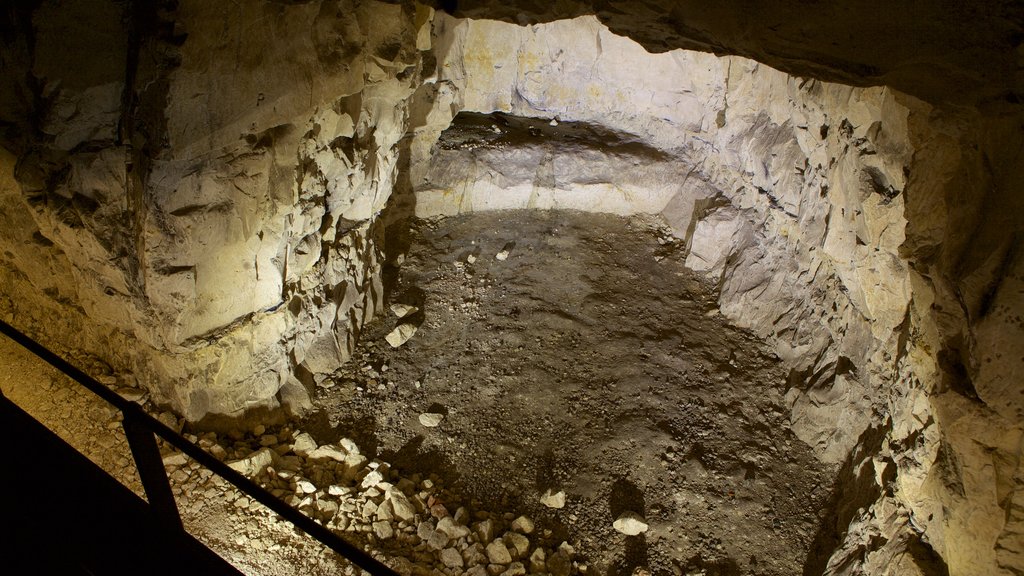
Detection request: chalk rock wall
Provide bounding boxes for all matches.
[405,15,1024,576]
[0,0,434,424]
[1,3,1021,575]
[413,14,912,463]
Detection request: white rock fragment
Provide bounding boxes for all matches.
[419,412,444,427]
[306,445,347,462]
[540,489,566,509]
[290,432,317,456]
[495,249,510,261]
[504,531,530,558]
[612,510,649,535]
[227,447,276,477]
[511,515,535,534]
[162,452,188,467]
[373,521,394,539]
[486,541,513,565]
[390,303,418,318]
[385,323,418,347]
[387,490,417,522]
[361,469,385,488]
[440,548,464,569]
[328,484,351,497]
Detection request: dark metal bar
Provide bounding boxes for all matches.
[0,319,130,410]
[122,411,184,532]
[0,319,397,576]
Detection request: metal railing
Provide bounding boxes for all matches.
[0,319,397,576]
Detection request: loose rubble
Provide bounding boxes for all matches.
[202,427,584,576]
[612,511,649,536]
[540,489,566,509]
[385,324,418,348]
[418,412,444,427]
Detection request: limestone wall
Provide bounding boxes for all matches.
[0,3,1021,574]
[0,0,434,424]
[403,15,1024,576]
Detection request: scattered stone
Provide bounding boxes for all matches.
[390,303,419,318]
[227,447,276,477]
[503,532,529,558]
[438,516,471,539]
[290,432,317,456]
[495,249,510,261]
[501,562,526,576]
[116,387,146,403]
[511,515,534,534]
[475,518,495,542]
[306,445,347,462]
[547,550,572,576]
[373,521,394,540]
[417,521,435,541]
[464,543,489,566]
[296,480,317,494]
[376,500,395,522]
[385,324,418,347]
[361,469,385,488]
[427,528,450,550]
[486,541,513,565]
[419,412,444,427]
[540,489,566,509]
[162,452,188,467]
[613,510,649,535]
[441,548,464,569]
[528,548,546,573]
[388,490,417,522]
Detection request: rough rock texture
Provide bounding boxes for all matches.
[0,0,435,425]
[1,2,1022,575]
[394,13,1024,576]
[425,0,1024,109]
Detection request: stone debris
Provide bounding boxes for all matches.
[418,412,444,427]
[486,540,514,564]
[385,323,418,348]
[511,515,535,534]
[227,447,276,477]
[495,249,510,261]
[185,422,581,576]
[612,510,649,535]
[390,303,418,319]
[7,362,586,576]
[540,489,566,509]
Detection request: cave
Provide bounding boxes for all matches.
[0,2,1022,576]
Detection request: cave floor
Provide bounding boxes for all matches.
[311,210,833,576]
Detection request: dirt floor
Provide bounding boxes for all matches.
[310,210,834,576]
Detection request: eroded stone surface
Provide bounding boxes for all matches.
[0,3,1021,575]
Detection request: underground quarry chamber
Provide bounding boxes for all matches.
[0,2,1022,576]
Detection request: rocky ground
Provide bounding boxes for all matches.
[312,210,834,575]
[0,209,835,576]
[0,334,587,576]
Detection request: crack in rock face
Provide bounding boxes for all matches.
[0,2,1021,576]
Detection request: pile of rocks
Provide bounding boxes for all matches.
[163,426,584,576]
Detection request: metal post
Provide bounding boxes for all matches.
[122,410,183,532]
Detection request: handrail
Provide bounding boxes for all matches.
[0,318,397,576]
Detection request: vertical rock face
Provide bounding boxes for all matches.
[0,0,434,424]
[413,14,916,464]
[0,3,1022,575]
